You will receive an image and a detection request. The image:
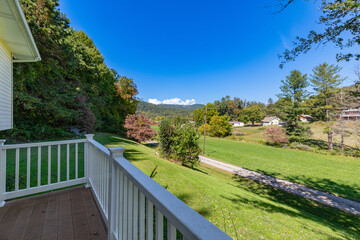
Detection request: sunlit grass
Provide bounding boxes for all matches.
[95,132,360,240]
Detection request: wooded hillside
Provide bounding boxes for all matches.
[136,101,201,120]
[0,0,138,141]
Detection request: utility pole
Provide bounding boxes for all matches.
[203,107,207,155]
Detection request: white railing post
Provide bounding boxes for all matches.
[85,134,94,188]
[108,147,126,240]
[0,139,6,207]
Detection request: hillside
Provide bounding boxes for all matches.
[159,104,203,111]
[137,101,200,119]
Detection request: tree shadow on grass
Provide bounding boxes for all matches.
[123,149,148,162]
[143,143,158,149]
[184,165,209,175]
[254,169,360,203]
[223,175,360,239]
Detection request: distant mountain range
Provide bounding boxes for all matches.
[158,103,203,111]
[136,101,203,119]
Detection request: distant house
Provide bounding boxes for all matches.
[339,107,360,121]
[261,116,280,126]
[299,115,314,122]
[229,121,244,127]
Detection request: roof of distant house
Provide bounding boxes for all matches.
[261,116,279,123]
[229,121,244,124]
[300,115,313,118]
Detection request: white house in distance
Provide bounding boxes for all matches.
[261,116,281,126]
[0,0,41,130]
[299,114,314,122]
[230,121,244,127]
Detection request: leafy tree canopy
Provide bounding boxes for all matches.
[279,0,360,67]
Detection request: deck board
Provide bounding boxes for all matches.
[0,186,107,240]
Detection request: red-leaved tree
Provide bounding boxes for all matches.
[124,113,157,142]
[264,126,288,144]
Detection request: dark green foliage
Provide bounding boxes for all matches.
[241,105,265,125]
[159,120,200,167]
[159,119,175,158]
[172,116,188,127]
[172,124,201,167]
[278,70,311,141]
[0,0,138,141]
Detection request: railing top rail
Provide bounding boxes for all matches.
[109,148,232,240]
[1,139,87,149]
[88,139,231,239]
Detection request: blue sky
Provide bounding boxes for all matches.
[59,0,358,105]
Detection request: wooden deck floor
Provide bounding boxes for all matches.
[0,186,107,240]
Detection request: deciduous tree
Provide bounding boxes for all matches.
[124,113,157,142]
[278,0,360,67]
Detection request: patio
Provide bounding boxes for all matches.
[0,186,107,240]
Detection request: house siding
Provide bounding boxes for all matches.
[0,41,13,131]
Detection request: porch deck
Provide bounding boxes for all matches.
[0,186,107,240]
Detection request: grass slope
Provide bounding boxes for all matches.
[95,133,360,239]
[202,136,360,202]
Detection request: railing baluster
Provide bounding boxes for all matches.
[15,148,19,191]
[146,199,154,240]
[139,192,145,240]
[119,171,124,240]
[48,145,51,185]
[37,146,41,186]
[75,143,78,179]
[115,168,120,238]
[0,140,6,207]
[133,185,139,240]
[123,176,128,240]
[66,144,69,181]
[105,154,109,213]
[128,181,133,239]
[156,208,163,240]
[57,145,60,183]
[26,147,30,189]
[167,222,176,240]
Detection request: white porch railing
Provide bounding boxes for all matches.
[0,135,231,240]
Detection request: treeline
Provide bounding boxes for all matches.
[0,0,138,141]
[194,63,360,152]
[136,102,197,120]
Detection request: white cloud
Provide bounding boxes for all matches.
[148,98,196,105]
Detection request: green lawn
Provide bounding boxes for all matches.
[95,132,360,240]
[233,125,267,142]
[202,136,360,202]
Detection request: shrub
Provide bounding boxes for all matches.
[289,142,313,152]
[198,123,210,135]
[159,119,175,157]
[264,126,288,144]
[172,124,201,167]
[208,115,232,137]
[124,113,157,142]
